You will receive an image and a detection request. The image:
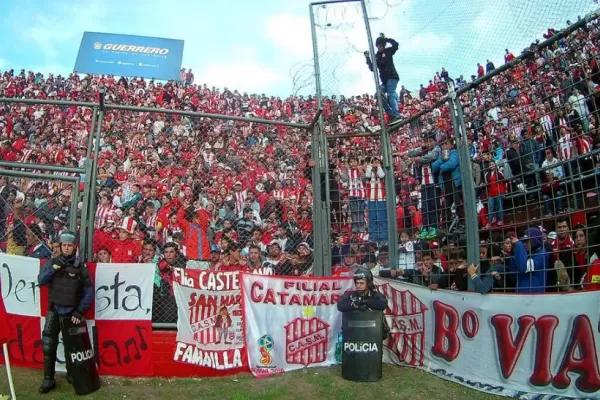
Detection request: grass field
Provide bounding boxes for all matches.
[0,364,504,400]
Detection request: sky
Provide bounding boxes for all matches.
[0,0,596,97]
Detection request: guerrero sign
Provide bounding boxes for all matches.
[74,32,184,81]
[172,269,246,370]
[241,274,353,377]
[374,277,600,399]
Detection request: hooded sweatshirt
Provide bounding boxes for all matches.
[512,228,548,293]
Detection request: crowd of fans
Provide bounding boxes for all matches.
[0,16,599,323]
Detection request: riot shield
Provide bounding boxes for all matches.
[60,316,101,395]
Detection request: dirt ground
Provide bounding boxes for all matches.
[0,364,503,400]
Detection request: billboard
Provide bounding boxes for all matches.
[74,32,184,81]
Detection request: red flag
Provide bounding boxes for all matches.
[0,275,13,345]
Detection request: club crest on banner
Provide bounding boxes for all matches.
[284,317,329,366]
[377,283,428,367]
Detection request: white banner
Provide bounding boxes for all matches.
[242,274,353,377]
[374,278,600,399]
[172,268,245,370]
[0,254,41,317]
[94,263,154,320]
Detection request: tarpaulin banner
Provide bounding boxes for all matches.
[0,255,155,377]
[74,32,184,80]
[172,269,246,370]
[374,277,600,399]
[241,273,353,378]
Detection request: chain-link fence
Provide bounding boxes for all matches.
[310,0,600,293]
[1,89,319,326]
[88,105,315,324]
[0,171,80,258]
[462,14,600,292]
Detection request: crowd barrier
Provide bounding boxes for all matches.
[1,254,598,399]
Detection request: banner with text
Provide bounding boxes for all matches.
[374,277,600,399]
[241,274,353,378]
[0,256,155,377]
[74,32,184,80]
[172,269,247,370]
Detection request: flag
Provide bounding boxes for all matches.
[0,276,13,345]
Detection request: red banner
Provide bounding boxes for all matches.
[0,255,155,377]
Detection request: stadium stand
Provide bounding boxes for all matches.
[1,17,600,322]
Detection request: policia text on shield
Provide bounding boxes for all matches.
[337,268,387,382]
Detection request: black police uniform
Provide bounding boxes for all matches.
[37,238,94,394]
[337,268,387,312]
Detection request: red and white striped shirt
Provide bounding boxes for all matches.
[272,189,288,201]
[346,168,364,198]
[144,213,158,231]
[421,165,434,185]
[576,136,591,156]
[241,125,252,137]
[366,166,386,201]
[558,133,574,160]
[234,190,247,214]
[95,204,115,230]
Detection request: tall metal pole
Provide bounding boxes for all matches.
[80,106,98,256]
[447,81,480,289]
[309,3,332,276]
[360,0,398,262]
[86,92,105,261]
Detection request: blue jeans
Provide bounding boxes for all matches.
[488,195,504,222]
[420,184,438,229]
[368,200,388,242]
[543,191,564,214]
[379,79,399,118]
[349,197,366,232]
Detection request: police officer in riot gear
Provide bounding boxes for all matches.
[337,268,387,312]
[37,231,94,394]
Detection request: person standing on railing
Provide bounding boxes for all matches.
[364,33,402,127]
[432,137,461,233]
[404,133,441,240]
[340,156,366,233]
[365,157,387,244]
[483,161,506,228]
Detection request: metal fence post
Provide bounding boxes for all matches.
[309,4,332,276]
[70,180,81,233]
[448,81,480,288]
[86,100,105,261]
[79,106,98,257]
[360,0,398,261]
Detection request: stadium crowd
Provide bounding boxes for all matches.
[0,17,599,323]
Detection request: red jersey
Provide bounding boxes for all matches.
[111,238,142,263]
[583,259,600,291]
